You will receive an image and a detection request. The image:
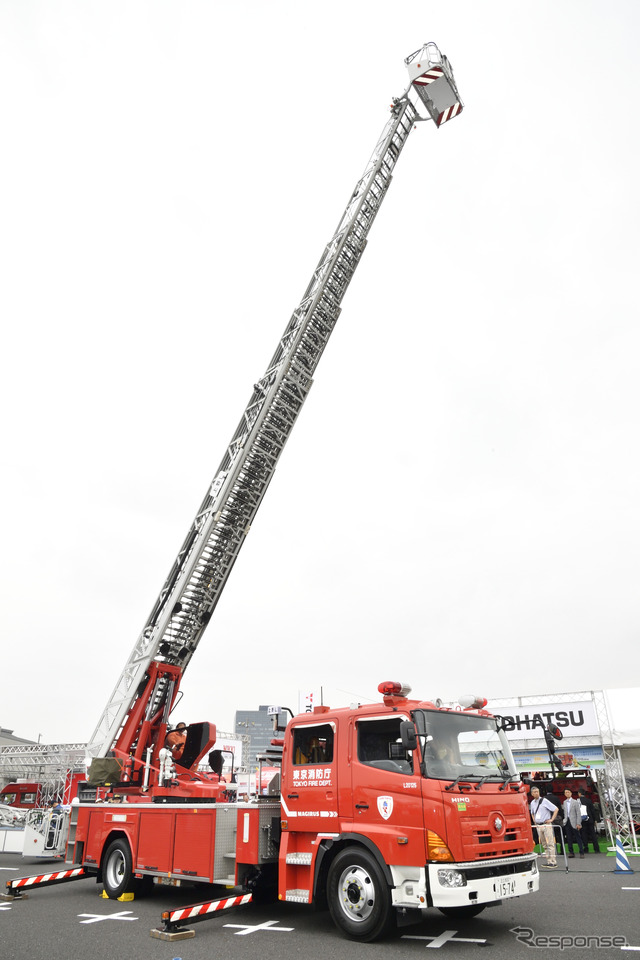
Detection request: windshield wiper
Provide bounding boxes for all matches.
[499,774,521,791]
[473,775,506,790]
[444,775,481,792]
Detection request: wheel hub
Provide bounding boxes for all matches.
[338,866,375,922]
[106,850,125,887]
[347,881,362,904]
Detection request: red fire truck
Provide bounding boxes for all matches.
[68,684,537,941]
[5,44,539,940]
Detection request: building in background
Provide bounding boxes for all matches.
[234,706,276,765]
[0,726,35,748]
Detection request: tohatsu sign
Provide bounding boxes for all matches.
[496,700,600,741]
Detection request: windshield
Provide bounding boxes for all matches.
[413,709,518,782]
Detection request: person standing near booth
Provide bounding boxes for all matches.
[578,788,601,853]
[530,786,559,868]
[563,788,585,858]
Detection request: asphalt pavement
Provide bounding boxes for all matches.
[1,851,638,960]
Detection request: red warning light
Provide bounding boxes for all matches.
[378,681,412,698]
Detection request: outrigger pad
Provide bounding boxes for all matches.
[150,928,196,941]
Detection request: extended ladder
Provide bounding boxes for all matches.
[88,45,463,758]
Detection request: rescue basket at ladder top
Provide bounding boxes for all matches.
[405,42,463,126]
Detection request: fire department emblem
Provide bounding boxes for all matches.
[494,817,503,832]
[377,796,393,820]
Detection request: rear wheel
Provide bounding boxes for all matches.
[438,904,486,919]
[327,846,393,941]
[102,838,135,899]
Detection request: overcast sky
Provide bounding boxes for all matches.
[2,1,639,746]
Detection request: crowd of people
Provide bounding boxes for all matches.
[529,783,601,868]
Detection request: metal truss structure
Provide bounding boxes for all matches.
[489,690,637,851]
[0,743,86,806]
[0,730,244,804]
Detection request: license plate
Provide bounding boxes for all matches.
[494,879,516,898]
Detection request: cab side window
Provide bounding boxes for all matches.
[357,718,413,774]
[292,724,334,765]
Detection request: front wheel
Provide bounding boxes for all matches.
[438,904,486,919]
[102,838,135,899]
[327,847,393,942]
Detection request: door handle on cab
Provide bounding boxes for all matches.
[355,803,369,810]
[287,793,299,799]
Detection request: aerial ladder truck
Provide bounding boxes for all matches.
[83,42,465,787]
[7,45,540,941]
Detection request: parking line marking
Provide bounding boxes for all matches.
[78,910,138,924]
[403,929,487,948]
[223,920,294,936]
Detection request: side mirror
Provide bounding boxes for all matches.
[399,720,418,750]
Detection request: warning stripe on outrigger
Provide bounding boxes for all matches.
[161,892,252,929]
[4,867,86,897]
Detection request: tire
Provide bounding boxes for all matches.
[438,904,486,919]
[102,838,135,899]
[327,846,393,942]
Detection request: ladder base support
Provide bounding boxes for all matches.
[152,891,252,939]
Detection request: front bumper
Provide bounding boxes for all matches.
[428,854,539,908]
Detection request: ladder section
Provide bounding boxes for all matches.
[88,98,419,758]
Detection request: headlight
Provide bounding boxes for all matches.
[437,869,467,888]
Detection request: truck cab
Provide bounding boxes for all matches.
[278,683,538,940]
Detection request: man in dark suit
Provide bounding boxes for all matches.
[578,789,601,853]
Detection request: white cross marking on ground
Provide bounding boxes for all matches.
[223,919,294,935]
[0,867,18,871]
[0,904,11,911]
[403,929,487,948]
[77,910,138,924]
